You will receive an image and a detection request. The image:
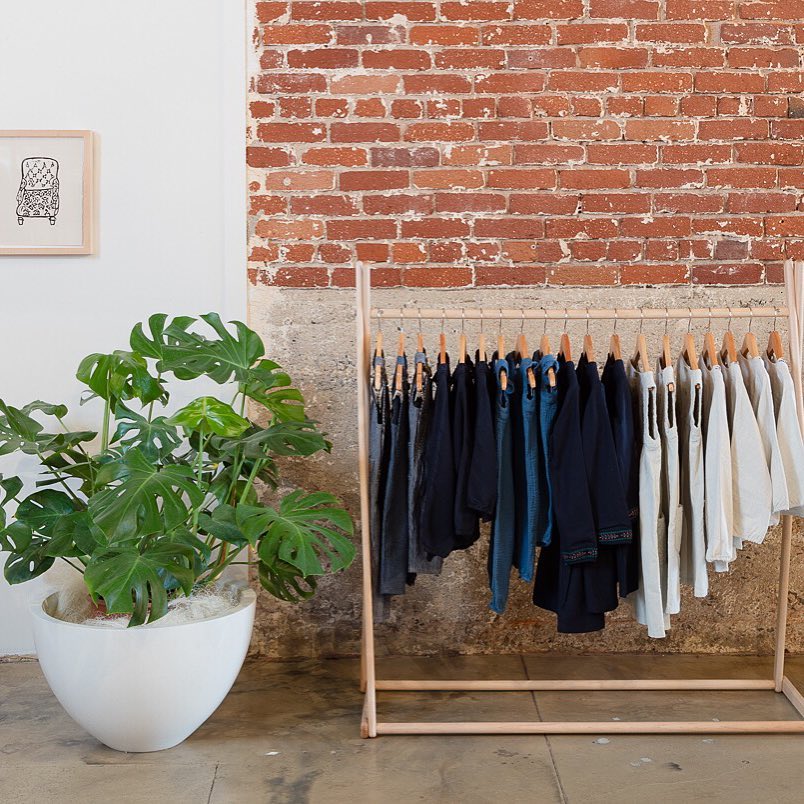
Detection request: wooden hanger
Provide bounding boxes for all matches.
[539,319,556,388]
[478,310,487,363]
[720,308,737,365]
[767,307,785,361]
[516,310,529,360]
[581,308,595,363]
[702,333,719,368]
[415,318,424,393]
[558,310,572,362]
[681,309,699,370]
[540,332,551,357]
[438,309,447,364]
[395,330,405,390]
[631,311,648,371]
[609,332,622,361]
[497,312,507,389]
[742,331,760,358]
[373,329,384,391]
[659,310,675,392]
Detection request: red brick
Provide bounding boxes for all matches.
[400,218,471,237]
[483,24,553,45]
[363,194,434,215]
[278,97,312,118]
[653,193,724,213]
[739,0,804,19]
[362,49,432,70]
[502,240,564,262]
[330,123,400,142]
[546,218,619,238]
[302,147,367,166]
[259,50,283,70]
[620,216,692,236]
[560,168,631,189]
[290,195,358,215]
[556,23,628,44]
[509,194,581,214]
[318,243,351,263]
[444,144,513,165]
[680,96,718,116]
[636,168,704,188]
[250,196,287,216]
[589,0,659,17]
[727,192,797,212]
[621,72,693,92]
[402,267,473,286]
[487,168,557,189]
[264,169,334,190]
[766,215,804,236]
[292,2,362,20]
[713,239,751,260]
[625,120,695,141]
[256,2,289,22]
[327,219,397,239]
[479,121,550,141]
[251,267,330,288]
[462,98,498,118]
[707,167,777,187]
[474,218,546,237]
[412,169,484,189]
[363,2,435,19]
[475,266,548,285]
[441,1,511,20]
[475,73,546,93]
[767,72,804,92]
[728,47,800,68]
[547,265,620,285]
[392,242,427,263]
[429,242,464,262]
[247,146,292,167]
[354,98,386,117]
[587,144,658,164]
[331,75,401,94]
[406,122,475,142]
[721,23,795,43]
[579,47,650,68]
[697,119,769,140]
[691,264,764,284]
[514,0,584,17]
[644,96,680,116]
[287,48,358,68]
[403,74,473,94]
[437,48,506,69]
[666,0,733,18]
[435,193,507,212]
[391,99,423,118]
[652,48,725,68]
[735,143,804,164]
[553,120,621,140]
[498,97,534,118]
[335,24,401,44]
[516,144,586,164]
[339,170,408,190]
[608,97,645,116]
[507,48,578,68]
[257,122,326,142]
[620,265,689,284]
[694,72,766,93]
[569,241,609,261]
[256,74,327,94]
[411,25,479,45]
[255,218,325,239]
[249,101,276,118]
[547,72,619,92]
[581,193,651,213]
[661,144,732,165]
[635,23,709,42]
[771,120,804,138]
[754,96,789,116]
[371,146,439,167]
[262,24,333,44]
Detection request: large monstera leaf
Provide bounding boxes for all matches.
[238,490,354,580]
[243,359,306,422]
[89,449,204,541]
[84,542,196,626]
[167,397,250,437]
[218,421,330,460]
[76,350,166,409]
[110,403,182,460]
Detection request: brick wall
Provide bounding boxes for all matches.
[247,0,804,289]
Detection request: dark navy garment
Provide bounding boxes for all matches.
[408,352,442,576]
[517,354,540,582]
[533,356,604,633]
[368,354,391,621]
[467,354,497,521]
[419,355,456,559]
[576,355,632,614]
[505,352,527,572]
[601,355,641,597]
[536,353,559,547]
[488,356,516,614]
[452,356,480,549]
[379,355,410,595]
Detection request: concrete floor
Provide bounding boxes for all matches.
[2,655,804,804]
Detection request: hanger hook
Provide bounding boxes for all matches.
[708,307,712,331]
[461,306,466,334]
[639,308,644,334]
[613,308,618,333]
[543,309,548,335]
[563,307,569,332]
[499,308,503,336]
[748,306,754,333]
[664,307,669,336]
[687,307,692,334]
[377,308,383,333]
[586,307,590,335]
[773,306,779,331]
[521,308,526,333]
[417,305,422,332]
[728,306,733,330]
[441,307,446,332]
[479,307,484,334]
[399,307,405,333]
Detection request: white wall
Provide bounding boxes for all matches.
[0,0,247,653]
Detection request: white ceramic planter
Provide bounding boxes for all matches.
[30,588,256,753]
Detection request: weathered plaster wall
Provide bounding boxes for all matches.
[248,283,804,659]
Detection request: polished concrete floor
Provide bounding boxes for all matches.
[2,654,804,803]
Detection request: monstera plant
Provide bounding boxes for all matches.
[0,313,355,626]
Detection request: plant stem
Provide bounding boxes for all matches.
[190,432,208,536]
[60,557,84,574]
[238,459,263,505]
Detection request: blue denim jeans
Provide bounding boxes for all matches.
[537,354,560,547]
[488,358,516,614]
[517,356,540,582]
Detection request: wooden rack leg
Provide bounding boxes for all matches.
[774,514,794,692]
[356,262,378,738]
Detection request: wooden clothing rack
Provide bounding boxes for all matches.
[355,260,804,738]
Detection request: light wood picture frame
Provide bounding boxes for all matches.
[0,130,94,255]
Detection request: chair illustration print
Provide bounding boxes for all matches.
[16,157,60,225]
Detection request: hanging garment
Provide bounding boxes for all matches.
[676,352,707,598]
[601,355,641,598]
[627,360,669,639]
[488,356,516,615]
[419,355,456,559]
[516,353,540,582]
[368,353,391,620]
[506,351,527,574]
[738,352,788,527]
[721,360,773,547]
[379,355,410,595]
[656,362,682,616]
[536,352,559,548]
[466,353,497,522]
[408,351,442,576]
[700,357,735,572]
[576,354,630,614]
[451,355,480,549]
[534,356,605,634]
[763,355,804,515]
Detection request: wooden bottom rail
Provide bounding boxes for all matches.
[375,720,804,735]
[375,678,776,692]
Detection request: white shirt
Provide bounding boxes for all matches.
[738,352,789,526]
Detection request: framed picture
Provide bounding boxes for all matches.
[0,130,94,255]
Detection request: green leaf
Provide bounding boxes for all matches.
[0,521,33,553]
[4,537,54,584]
[239,490,355,578]
[47,511,106,557]
[198,313,265,384]
[15,490,79,537]
[84,543,196,626]
[243,360,306,422]
[167,397,250,438]
[0,400,44,455]
[219,421,329,460]
[89,449,204,541]
[22,401,68,420]
[257,556,317,603]
[77,350,166,409]
[111,403,181,459]
[0,475,23,506]
[197,504,252,548]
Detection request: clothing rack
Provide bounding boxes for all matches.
[355,260,804,737]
